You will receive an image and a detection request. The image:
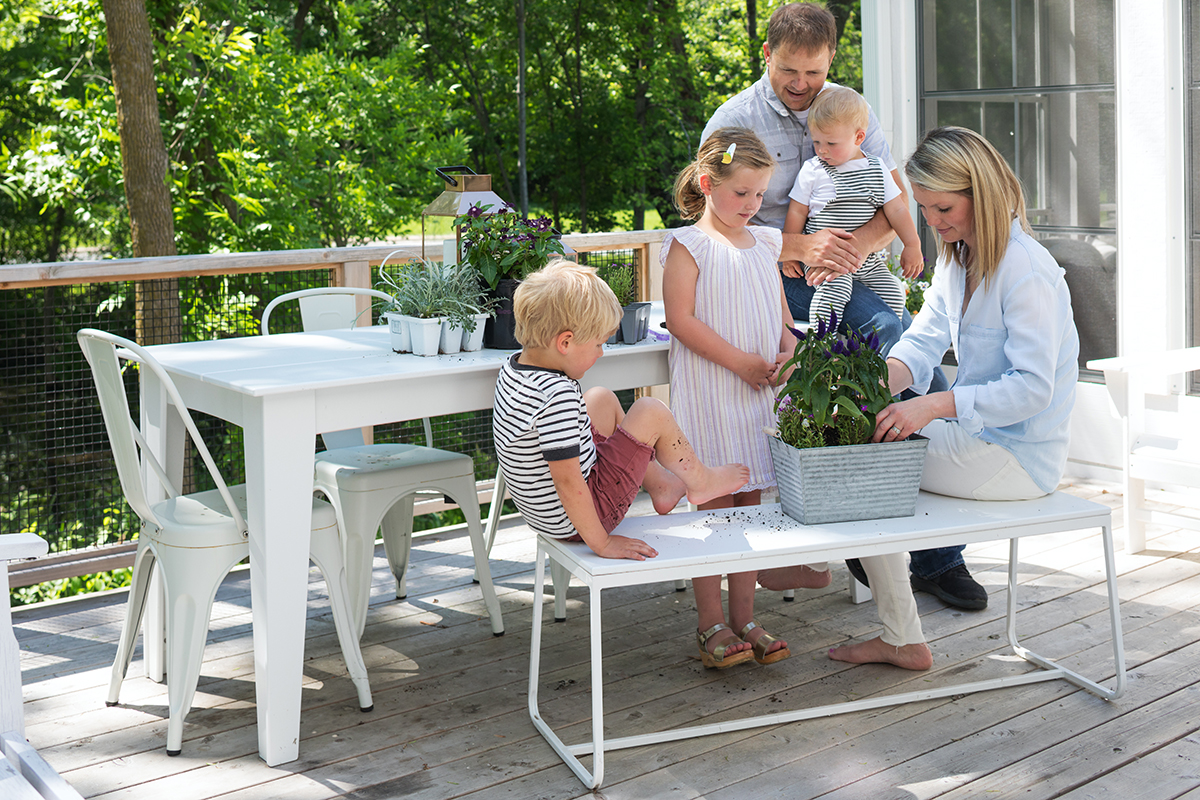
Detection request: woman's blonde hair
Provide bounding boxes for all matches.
[808,85,870,134]
[514,260,621,349]
[673,127,775,220]
[904,126,1030,288]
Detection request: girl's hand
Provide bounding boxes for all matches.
[736,355,777,391]
[772,350,794,385]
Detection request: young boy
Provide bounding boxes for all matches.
[492,260,750,561]
[782,85,924,327]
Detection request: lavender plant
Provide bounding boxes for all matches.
[774,311,894,449]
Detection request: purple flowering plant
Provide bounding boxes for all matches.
[774,311,894,449]
[453,203,565,290]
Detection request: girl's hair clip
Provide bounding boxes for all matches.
[721,142,737,164]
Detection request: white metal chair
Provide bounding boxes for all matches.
[262,288,504,637]
[77,329,373,757]
[1089,347,1200,552]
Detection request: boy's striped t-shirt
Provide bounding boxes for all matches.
[492,353,596,538]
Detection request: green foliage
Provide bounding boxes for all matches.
[10,567,132,608]
[453,204,565,289]
[600,264,636,307]
[774,312,892,449]
[886,254,933,315]
[377,257,490,328]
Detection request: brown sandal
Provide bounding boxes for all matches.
[697,623,754,669]
[740,621,791,665]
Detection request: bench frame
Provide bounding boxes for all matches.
[527,492,1126,789]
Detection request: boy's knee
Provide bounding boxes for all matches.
[630,396,669,419]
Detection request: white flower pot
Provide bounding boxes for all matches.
[383,312,411,353]
[461,313,489,352]
[440,319,464,354]
[409,317,443,356]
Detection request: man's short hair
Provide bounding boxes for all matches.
[808,85,870,133]
[514,260,622,349]
[767,3,838,56]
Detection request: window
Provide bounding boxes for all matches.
[917,0,1116,371]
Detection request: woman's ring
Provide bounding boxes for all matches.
[890,426,902,436]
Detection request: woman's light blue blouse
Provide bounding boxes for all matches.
[888,219,1079,493]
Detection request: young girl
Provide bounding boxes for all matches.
[663,127,831,668]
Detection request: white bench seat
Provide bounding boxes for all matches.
[528,491,1125,789]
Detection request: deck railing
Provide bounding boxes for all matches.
[0,230,668,589]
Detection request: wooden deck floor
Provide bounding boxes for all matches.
[14,479,1200,800]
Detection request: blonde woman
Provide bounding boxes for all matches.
[844,127,1080,664]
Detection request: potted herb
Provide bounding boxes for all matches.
[377,256,419,353]
[454,203,565,349]
[768,311,928,524]
[602,264,650,344]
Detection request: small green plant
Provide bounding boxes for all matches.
[601,264,637,307]
[453,203,566,289]
[376,258,496,331]
[774,311,893,449]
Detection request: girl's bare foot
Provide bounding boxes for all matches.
[686,463,750,507]
[757,564,832,591]
[828,637,932,671]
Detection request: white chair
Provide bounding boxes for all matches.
[262,288,504,637]
[77,329,372,757]
[1089,347,1200,552]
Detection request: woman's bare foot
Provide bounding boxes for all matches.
[828,637,932,671]
[757,564,833,591]
[685,463,750,507]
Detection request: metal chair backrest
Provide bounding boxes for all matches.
[260,288,435,450]
[261,287,393,335]
[76,329,248,537]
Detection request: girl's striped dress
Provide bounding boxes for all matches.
[663,224,783,492]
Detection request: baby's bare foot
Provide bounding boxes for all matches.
[828,637,932,671]
[758,565,832,591]
[686,463,750,507]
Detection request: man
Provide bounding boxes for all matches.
[703,2,986,612]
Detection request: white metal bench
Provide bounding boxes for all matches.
[527,491,1125,789]
[2,534,85,800]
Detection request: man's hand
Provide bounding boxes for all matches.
[802,227,862,275]
[594,534,658,561]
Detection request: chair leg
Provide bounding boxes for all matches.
[107,543,157,706]
[334,493,401,639]
[308,523,374,712]
[450,477,505,636]
[551,560,569,622]
[161,545,245,756]
[380,495,416,603]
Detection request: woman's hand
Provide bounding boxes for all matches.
[872,392,955,442]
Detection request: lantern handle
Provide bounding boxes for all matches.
[434,166,477,187]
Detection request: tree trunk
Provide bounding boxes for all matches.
[102,0,180,348]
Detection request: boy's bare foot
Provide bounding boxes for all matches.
[643,465,687,515]
[686,463,750,507]
[757,564,832,591]
[828,637,932,671]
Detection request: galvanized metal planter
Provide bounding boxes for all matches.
[767,434,929,525]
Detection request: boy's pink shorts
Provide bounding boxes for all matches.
[585,423,655,534]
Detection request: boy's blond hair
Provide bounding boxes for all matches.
[808,85,870,134]
[514,260,622,349]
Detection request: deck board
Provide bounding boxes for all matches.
[16,481,1200,798]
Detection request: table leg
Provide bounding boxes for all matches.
[243,394,318,766]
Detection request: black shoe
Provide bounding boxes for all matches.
[910,565,988,610]
[845,558,869,588]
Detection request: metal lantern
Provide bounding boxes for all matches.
[421,166,508,261]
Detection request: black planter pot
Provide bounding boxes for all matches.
[484,278,522,350]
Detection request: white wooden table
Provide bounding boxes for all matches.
[140,318,668,766]
[528,491,1125,789]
